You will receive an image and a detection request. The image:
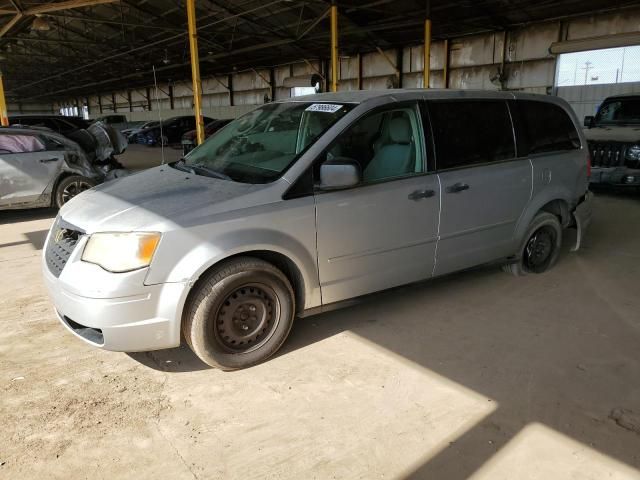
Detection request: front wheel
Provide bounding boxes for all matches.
[503,212,562,276]
[54,175,96,208]
[182,257,295,370]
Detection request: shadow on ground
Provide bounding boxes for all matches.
[0,207,56,225]
[117,190,640,477]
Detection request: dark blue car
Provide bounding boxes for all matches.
[136,115,214,146]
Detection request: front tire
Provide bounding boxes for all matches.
[182,257,295,370]
[54,175,96,208]
[503,212,562,276]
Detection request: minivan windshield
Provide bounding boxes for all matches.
[181,101,353,183]
[595,97,640,125]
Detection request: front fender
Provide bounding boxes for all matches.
[145,227,321,310]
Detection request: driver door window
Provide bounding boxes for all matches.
[326,105,425,183]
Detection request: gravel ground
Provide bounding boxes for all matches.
[0,191,639,479]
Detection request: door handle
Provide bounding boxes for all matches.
[446,182,470,193]
[39,158,59,163]
[408,189,435,200]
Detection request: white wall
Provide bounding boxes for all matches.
[8,102,55,115]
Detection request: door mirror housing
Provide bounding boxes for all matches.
[319,157,361,190]
[584,116,595,128]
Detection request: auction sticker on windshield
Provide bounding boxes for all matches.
[305,104,343,113]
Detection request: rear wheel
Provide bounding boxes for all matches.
[182,257,295,370]
[503,212,562,276]
[54,175,96,208]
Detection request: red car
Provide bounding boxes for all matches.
[181,118,232,155]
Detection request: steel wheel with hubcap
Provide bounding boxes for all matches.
[214,283,280,353]
[523,226,556,273]
[183,257,295,370]
[503,211,562,276]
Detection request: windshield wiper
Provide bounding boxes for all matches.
[171,158,195,174]
[190,164,233,181]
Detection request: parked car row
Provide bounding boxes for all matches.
[181,118,232,154]
[42,90,593,370]
[127,115,215,146]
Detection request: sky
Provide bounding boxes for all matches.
[557,46,640,86]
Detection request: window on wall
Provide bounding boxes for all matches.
[556,46,640,86]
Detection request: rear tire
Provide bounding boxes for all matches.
[182,257,295,370]
[54,175,96,209]
[503,212,562,276]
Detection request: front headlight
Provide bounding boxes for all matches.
[82,232,161,273]
[625,144,640,161]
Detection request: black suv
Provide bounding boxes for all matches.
[584,95,640,186]
[9,115,90,135]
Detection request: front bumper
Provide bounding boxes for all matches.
[571,191,594,252]
[589,167,640,186]
[42,233,188,352]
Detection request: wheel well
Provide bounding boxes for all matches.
[192,251,306,315]
[540,199,570,227]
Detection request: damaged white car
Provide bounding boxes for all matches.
[0,122,128,210]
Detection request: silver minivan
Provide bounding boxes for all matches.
[43,90,593,370]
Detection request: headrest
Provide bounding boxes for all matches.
[389,117,411,144]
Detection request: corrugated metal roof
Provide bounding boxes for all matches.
[0,0,638,101]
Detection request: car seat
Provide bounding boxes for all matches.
[363,116,414,182]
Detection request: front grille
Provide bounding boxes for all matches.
[45,219,83,277]
[588,141,628,168]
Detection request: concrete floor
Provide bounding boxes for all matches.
[1,181,639,478]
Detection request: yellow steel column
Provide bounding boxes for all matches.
[330,1,338,92]
[423,18,432,88]
[0,73,8,126]
[186,0,205,145]
[443,38,449,88]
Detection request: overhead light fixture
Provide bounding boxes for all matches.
[31,15,51,32]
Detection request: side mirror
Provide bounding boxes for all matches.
[584,116,595,128]
[319,157,361,190]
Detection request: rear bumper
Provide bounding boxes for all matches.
[589,167,640,186]
[571,191,594,252]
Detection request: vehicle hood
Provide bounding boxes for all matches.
[583,125,640,143]
[59,165,269,233]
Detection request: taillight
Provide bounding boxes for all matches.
[586,151,592,179]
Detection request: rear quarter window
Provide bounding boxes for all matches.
[428,100,515,170]
[513,100,581,155]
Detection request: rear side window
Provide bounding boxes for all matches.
[514,101,580,155]
[429,101,515,170]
